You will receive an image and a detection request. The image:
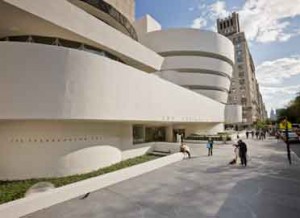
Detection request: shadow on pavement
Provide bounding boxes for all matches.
[216,170,300,218]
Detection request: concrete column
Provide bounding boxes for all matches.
[165,125,173,142]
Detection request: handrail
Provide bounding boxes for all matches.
[0,35,124,63]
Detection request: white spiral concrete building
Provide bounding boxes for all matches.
[0,0,237,180]
[134,17,234,104]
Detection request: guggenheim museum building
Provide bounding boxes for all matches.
[0,0,241,179]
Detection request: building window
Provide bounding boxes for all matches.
[239,79,245,85]
[236,50,242,56]
[239,71,244,77]
[237,56,243,63]
[133,125,145,144]
[236,43,242,49]
[241,97,247,105]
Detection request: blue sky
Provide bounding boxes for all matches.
[136,0,300,115]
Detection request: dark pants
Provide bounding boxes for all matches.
[208,147,213,156]
[240,153,247,166]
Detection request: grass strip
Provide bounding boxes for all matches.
[0,154,159,204]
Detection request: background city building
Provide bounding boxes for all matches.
[217,12,267,125]
[270,108,277,121]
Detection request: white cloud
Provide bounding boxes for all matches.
[191,17,208,29]
[190,1,228,30]
[257,56,300,112]
[239,0,300,43]
[256,56,300,85]
[208,1,229,19]
[190,0,300,43]
[261,85,300,112]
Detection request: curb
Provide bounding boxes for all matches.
[0,153,184,218]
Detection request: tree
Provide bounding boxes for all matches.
[278,92,300,123]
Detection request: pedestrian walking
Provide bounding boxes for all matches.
[261,131,265,140]
[207,138,214,156]
[222,134,227,144]
[251,130,254,138]
[246,131,249,139]
[255,131,259,139]
[237,140,247,166]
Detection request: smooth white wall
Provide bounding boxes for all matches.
[194,90,228,104]
[156,71,231,91]
[162,56,233,78]
[0,121,128,179]
[0,120,159,180]
[0,42,225,123]
[136,28,234,64]
[173,123,224,136]
[225,104,243,124]
[133,15,162,40]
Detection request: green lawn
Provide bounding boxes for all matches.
[0,154,159,204]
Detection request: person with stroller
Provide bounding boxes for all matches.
[237,139,248,166]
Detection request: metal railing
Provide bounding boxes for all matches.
[0,35,123,63]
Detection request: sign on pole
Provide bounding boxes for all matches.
[279,120,292,130]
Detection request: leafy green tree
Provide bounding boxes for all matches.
[277,92,300,123]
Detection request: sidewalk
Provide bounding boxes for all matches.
[25,138,300,218]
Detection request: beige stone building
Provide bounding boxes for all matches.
[217,12,266,125]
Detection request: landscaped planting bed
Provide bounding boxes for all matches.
[0,154,159,204]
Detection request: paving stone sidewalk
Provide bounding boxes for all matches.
[25,138,300,218]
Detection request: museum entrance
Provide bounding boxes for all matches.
[173,129,185,142]
[133,125,167,144]
[145,127,166,142]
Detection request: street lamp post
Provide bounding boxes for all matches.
[285,120,292,165]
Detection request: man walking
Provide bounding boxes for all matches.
[238,140,247,166]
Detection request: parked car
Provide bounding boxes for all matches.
[280,131,300,143]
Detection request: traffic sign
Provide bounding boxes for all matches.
[279,120,292,130]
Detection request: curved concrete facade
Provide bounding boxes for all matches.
[194,90,229,104]
[0,3,233,179]
[0,0,163,72]
[162,56,233,78]
[0,42,224,122]
[138,29,235,65]
[156,71,231,92]
[0,42,224,179]
[136,28,234,103]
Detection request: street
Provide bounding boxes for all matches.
[25,137,300,218]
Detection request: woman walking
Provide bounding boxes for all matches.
[207,138,214,156]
